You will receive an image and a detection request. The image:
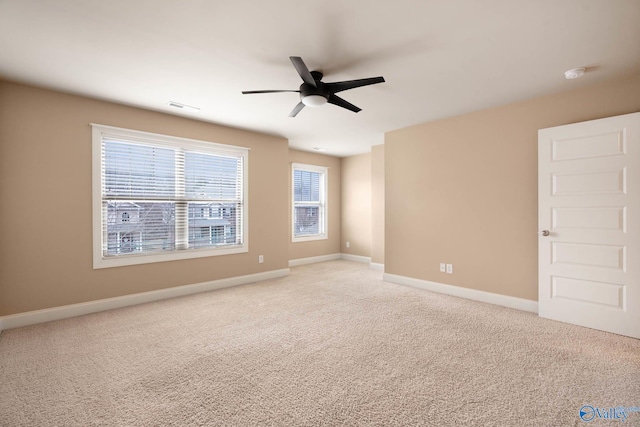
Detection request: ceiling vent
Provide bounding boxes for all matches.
[168,101,200,112]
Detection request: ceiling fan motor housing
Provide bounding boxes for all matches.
[300,80,329,106]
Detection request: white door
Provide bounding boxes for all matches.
[538,112,640,339]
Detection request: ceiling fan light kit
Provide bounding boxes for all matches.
[242,56,385,117]
[302,94,328,107]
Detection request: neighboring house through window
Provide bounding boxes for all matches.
[292,163,327,242]
[92,124,248,268]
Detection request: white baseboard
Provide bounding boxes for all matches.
[289,254,342,267]
[383,273,538,313]
[0,268,290,332]
[340,253,371,264]
[369,262,384,271]
[288,253,380,269]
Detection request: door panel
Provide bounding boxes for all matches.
[551,206,625,232]
[552,169,626,196]
[552,130,624,161]
[551,276,624,309]
[551,242,624,270]
[538,112,640,339]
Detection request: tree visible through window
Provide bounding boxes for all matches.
[292,163,327,241]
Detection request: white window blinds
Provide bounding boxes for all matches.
[292,163,327,241]
[92,124,248,268]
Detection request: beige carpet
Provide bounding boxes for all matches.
[1,260,639,426]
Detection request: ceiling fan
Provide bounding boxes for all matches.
[242,56,385,117]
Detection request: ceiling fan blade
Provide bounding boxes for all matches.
[289,102,305,117]
[327,94,361,113]
[326,77,385,94]
[242,90,300,94]
[290,56,317,88]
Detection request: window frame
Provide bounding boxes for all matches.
[91,124,249,269]
[291,163,328,243]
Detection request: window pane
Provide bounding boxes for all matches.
[294,206,320,236]
[105,202,175,255]
[103,140,175,198]
[293,170,320,202]
[188,202,239,248]
[185,152,241,200]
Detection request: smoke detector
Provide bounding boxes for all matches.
[564,68,586,80]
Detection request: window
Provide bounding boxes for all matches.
[92,124,248,268]
[292,163,327,242]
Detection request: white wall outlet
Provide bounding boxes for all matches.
[439,263,446,272]
[258,255,264,264]
[346,242,350,248]
[446,264,453,274]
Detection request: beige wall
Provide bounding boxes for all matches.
[371,145,385,265]
[0,81,290,316]
[341,153,372,257]
[385,75,640,301]
[5,73,638,317]
[288,149,341,261]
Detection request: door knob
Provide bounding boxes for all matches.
[539,230,550,236]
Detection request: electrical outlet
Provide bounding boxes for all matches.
[346,242,350,248]
[446,264,453,274]
[258,255,264,264]
[439,263,446,272]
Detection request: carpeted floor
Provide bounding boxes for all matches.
[1,260,639,426]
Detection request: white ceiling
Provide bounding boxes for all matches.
[1,0,639,157]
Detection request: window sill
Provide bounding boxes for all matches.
[292,234,328,243]
[93,245,248,269]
